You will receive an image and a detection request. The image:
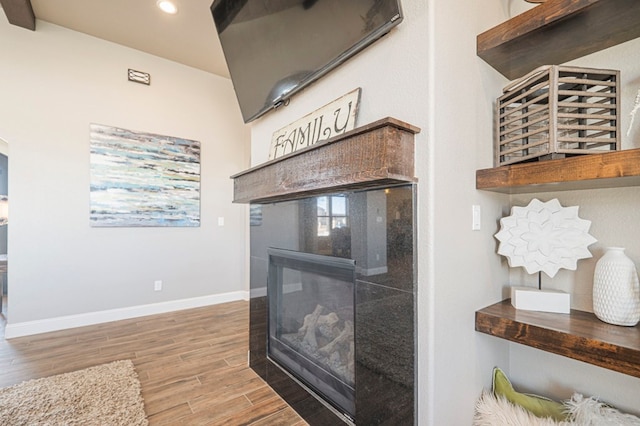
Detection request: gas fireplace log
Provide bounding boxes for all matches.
[319,320,354,356]
[317,312,340,339]
[298,304,324,348]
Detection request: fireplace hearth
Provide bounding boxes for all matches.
[234,118,419,425]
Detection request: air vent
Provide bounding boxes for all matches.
[128,69,150,85]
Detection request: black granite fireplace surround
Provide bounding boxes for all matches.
[249,185,416,425]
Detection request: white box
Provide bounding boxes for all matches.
[510,286,570,314]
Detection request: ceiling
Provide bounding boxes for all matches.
[26,0,230,78]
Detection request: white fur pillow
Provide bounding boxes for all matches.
[474,391,640,426]
[566,394,640,426]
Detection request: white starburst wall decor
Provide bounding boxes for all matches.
[495,198,597,313]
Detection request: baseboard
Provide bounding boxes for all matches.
[5,291,249,339]
[241,290,250,301]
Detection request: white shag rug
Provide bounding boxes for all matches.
[0,360,148,426]
[475,390,640,426]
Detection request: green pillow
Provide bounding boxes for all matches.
[492,367,567,421]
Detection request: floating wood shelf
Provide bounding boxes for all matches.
[476,148,640,194]
[231,117,420,204]
[477,0,640,80]
[476,300,640,378]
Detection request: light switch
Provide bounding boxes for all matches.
[472,205,481,231]
[218,217,225,226]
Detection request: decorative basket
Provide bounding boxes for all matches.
[495,65,620,167]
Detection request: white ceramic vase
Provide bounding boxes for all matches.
[592,247,640,326]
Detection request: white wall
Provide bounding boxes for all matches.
[0,20,250,331]
[429,1,511,424]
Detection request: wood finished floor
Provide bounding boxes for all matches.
[0,300,308,425]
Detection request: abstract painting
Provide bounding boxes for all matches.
[90,124,200,227]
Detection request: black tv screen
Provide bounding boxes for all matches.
[211,0,403,123]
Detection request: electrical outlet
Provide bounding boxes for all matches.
[154,280,162,291]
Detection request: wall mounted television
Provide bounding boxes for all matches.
[210,0,404,123]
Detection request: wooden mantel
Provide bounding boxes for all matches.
[231,117,420,204]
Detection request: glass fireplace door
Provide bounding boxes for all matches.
[267,247,356,418]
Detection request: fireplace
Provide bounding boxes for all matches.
[249,185,416,424]
[234,118,419,425]
[268,248,356,418]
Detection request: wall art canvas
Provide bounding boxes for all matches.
[90,124,201,227]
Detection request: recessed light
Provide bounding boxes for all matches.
[157,0,178,14]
